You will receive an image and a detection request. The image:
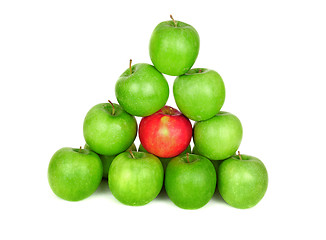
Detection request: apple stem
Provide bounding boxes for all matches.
[129,149,135,159]
[108,100,115,115]
[198,69,202,73]
[238,151,242,160]
[129,59,132,74]
[170,14,177,27]
[79,146,82,153]
[186,153,190,163]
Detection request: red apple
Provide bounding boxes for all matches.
[139,106,192,158]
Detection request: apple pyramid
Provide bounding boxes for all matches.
[48,15,268,210]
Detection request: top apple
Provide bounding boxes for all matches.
[149,15,200,76]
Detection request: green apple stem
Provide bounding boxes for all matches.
[79,146,82,153]
[170,14,177,27]
[238,151,242,160]
[198,69,202,73]
[186,153,190,163]
[129,149,135,159]
[108,100,115,115]
[129,59,132,74]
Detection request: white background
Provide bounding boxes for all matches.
[1,0,325,239]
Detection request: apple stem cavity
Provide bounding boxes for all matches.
[170,14,177,27]
[108,100,115,115]
[129,149,136,159]
[238,151,242,160]
[129,59,132,75]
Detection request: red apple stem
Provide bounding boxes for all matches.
[170,14,177,27]
[108,100,115,115]
[238,151,242,160]
[129,149,135,159]
[186,153,190,163]
[129,59,132,74]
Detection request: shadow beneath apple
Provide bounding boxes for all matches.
[93,178,111,196]
[212,190,227,205]
[156,187,169,200]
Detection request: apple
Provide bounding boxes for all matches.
[139,143,191,171]
[83,101,137,156]
[115,60,169,117]
[149,15,200,76]
[85,143,136,179]
[165,153,216,209]
[109,151,164,206]
[193,111,243,160]
[138,144,148,153]
[192,145,221,174]
[173,68,225,121]
[218,152,268,209]
[139,106,192,158]
[48,147,103,201]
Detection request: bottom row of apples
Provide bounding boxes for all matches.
[48,142,268,210]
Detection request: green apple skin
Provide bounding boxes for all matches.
[173,68,225,121]
[129,143,137,151]
[192,145,222,174]
[115,63,169,117]
[48,147,103,201]
[218,154,268,209]
[138,144,148,153]
[193,111,243,160]
[109,151,164,206]
[165,154,216,210]
[83,102,137,156]
[84,143,136,179]
[138,144,191,171]
[149,20,200,76]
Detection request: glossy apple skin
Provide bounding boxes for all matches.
[109,151,164,206]
[115,63,169,117]
[48,147,103,201]
[149,20,200,76]
[218,154,268,209]
[139,143,191,171]
[192,145,222,175]
[139,106,192,158]
[174,68,225,121]
[84,143,136,179]
[165,154,216,209]
[193,111,243,160]
[83,102,137,156]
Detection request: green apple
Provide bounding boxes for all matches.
[138,143,148,153]
[83,101,137,156]
[129,143,137,151]
[218,153,268,209]
[109,151,164,206]
[192,145,221,174]
[48,147,103,201]
[193,111,243,160]
[115,61,169,117]
[173,68,225,121]
[149,15,200,76]
[84,143,136,179]
[165,153,216,209]
[138,144,191,171]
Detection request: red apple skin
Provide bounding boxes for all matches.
[139,106,192,158]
